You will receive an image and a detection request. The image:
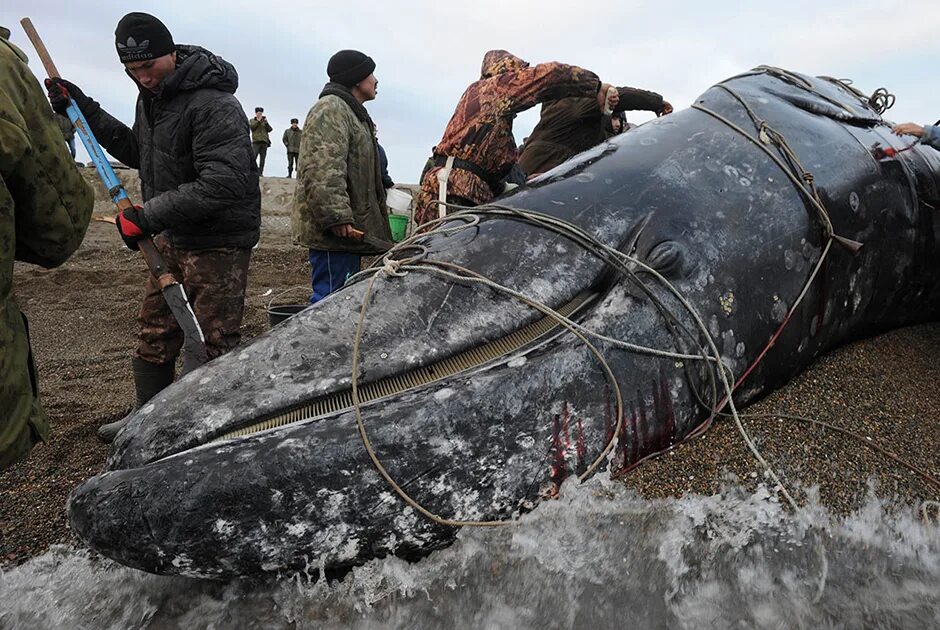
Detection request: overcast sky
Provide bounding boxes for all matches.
[4,0,939,183]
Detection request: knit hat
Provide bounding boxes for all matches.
[327,50,375,88]
[115,13,175,63]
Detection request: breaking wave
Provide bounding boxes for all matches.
[2,478,938,629]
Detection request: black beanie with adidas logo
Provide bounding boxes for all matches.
[115,12,175,63]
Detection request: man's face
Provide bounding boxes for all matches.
[124,52,177,92]
[355,74,378,101]
[291,122,299,129]
[610,117,623,134]
[255,111,265,119]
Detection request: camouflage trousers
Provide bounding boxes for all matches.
[137,235,252,365]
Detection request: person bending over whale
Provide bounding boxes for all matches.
[519,83,673,177]
[414,50,612,226]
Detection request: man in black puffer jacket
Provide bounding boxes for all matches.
[46,12,261,442]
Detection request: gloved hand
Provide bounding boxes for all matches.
[658,101,674,116]
[44,78,91,116]
[115,205,149,250]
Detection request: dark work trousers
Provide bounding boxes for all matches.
[252,142,268,175]
[287,152,299,177]
[137,235,252,365]
[308,249,360,304]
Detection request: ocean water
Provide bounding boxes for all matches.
[1,478,938,629]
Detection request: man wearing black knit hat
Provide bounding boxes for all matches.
[291,50,392,303]
[45,12,261,442]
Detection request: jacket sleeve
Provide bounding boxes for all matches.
[615,86,664,114]
[1,60,94,268]
[80,97,141,169]
[297,98,355,230]
[139,95,252,232]
[567,97,604,121]
[282,129,289,146]
[500,63,600,115]
[249,118,260,131]
[921,125,940,151]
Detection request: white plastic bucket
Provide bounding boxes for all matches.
[385,187,412,214]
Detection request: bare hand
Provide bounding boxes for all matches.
[606,88,619,111]
[892,122,924,138]
[659,101,674,116]
[331,223,358,238]
[597,84,617,112]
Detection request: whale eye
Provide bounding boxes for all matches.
[645,241,685,276]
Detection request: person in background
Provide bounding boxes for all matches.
[291,49,391,304]
[250,106,272,175]
[56,113,76,159]
[892,120,940,151]
[519,83,671,177]
[414,49,612,226]
[282,117,302,178]
[1,25,94,469]
[45,12,260,442]
[607,110,627,135]
[374,124,393,188]
[378,142,394,189]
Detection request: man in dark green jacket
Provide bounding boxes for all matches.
[250,106,273,175]
[291,50,391,303]
[282,118,302,178]
[1,26,94,469]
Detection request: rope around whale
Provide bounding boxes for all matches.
[345,81,931,530]
[350,259,624,527]
[348,203,730,527]
[347,200,814,525]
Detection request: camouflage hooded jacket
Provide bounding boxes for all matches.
[415,50,600,225]
[0,29,94,470]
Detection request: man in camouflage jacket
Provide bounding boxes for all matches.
[250,107,273,175]
[1,26,94,469]
[414,50,610,226]
[46,12,260,442]
[282,118,302,178]
[291,49,391,303]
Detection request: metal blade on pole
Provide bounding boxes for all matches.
[20,17,208,374]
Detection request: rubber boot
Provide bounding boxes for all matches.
[97,358,175,443]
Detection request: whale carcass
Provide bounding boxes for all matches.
[68,67,940,578]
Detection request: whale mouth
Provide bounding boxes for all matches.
[123,208,655,469]
[151,290,598,456]
[200,213,655,449]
